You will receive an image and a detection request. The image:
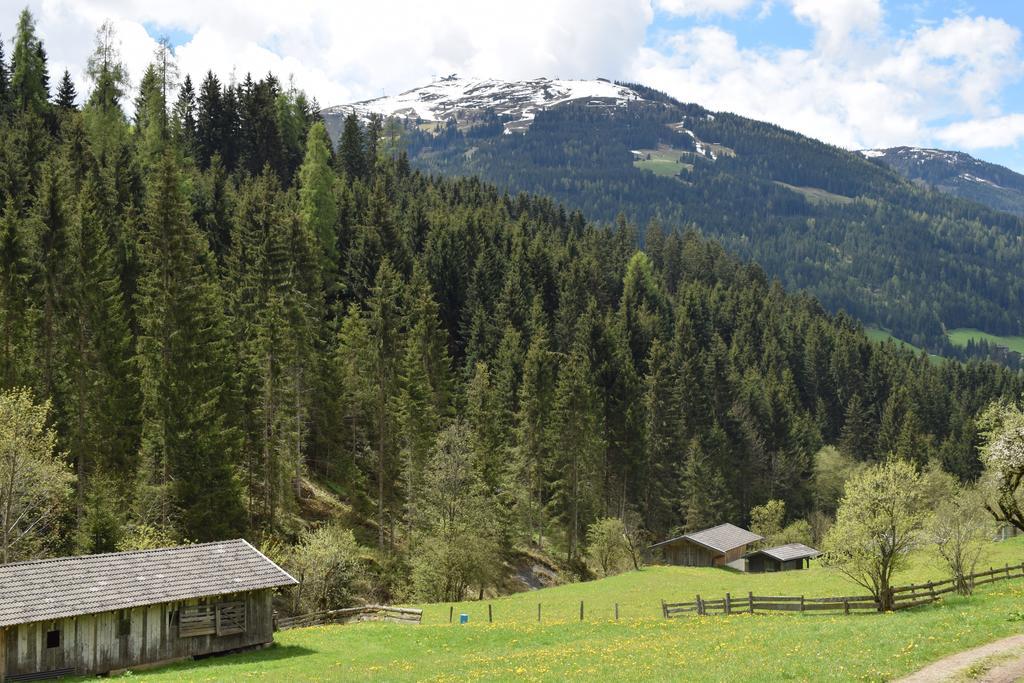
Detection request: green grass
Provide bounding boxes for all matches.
[633,147,692,177]
[774,181,856,205]
[109,538,1024,682]
[865,326,922,353]
[948,328,1024,355]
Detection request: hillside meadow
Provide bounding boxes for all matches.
[104,537,1024,681]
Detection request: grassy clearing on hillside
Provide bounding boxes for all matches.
[774,181,856,205]
[106,539,1024,681]
[948,328,1024,355]
[632,147,692,177]
[865,326,925,354]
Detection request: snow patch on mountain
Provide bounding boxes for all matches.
[323,75,643,133]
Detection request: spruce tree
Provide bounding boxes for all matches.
[549,321,605,561]
[366,258,405,549]
[66,170,139,534]
[172,74,198,158]
[0,39,10,116]
[298,121,339,287]
[10,9,49,117]
[53,70,77,111]
[338,112,365,179]
[195,71,223,169]
[135,151,244,541]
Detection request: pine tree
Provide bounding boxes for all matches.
[640,338,678,535]
[135,151,244,541]
[298,121,339,288]
[839,393,875,460]
[680,427,736,531]
[516,301,555,547]
[10,9,49,117]
[548,323,605,561]
[366,259,405,549]
[83,21,129,158]
[338,112,365,179]
[0,39,10,117]
[196,71,223,169]
[54,70,77,111]
[0,197,35,388]
[65,170,139,533]
[32,157,72,405]
[172,74,198,158]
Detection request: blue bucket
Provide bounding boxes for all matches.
[459,613,469,624]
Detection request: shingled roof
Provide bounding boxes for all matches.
[744,542,821,562]
[650,523,763,554]
[0,539,297,628]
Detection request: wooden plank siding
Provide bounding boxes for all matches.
[660,539,753,567]
[2,590,273,680]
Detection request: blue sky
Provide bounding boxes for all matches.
[21,0,1024,172]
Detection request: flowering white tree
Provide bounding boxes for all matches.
[979,401,1024,533]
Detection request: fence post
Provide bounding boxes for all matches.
[580,601,584,622]
[538,603,541,623]
[800,595,805,613]
[488,604,492,623]
[661,599,666,619]
[615,603,619,621]
[696,594,703,616]
[748,591,754,614]
[844,599,850,615]
[449,606,453,624]
[1007,563,1011,580]
[725,593,731,615]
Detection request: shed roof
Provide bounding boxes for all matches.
[0,539,297,628]
[745,543,821,562]
[650,523,763,554]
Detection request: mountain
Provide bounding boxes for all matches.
[859,146,1024,217]
[324,77,1024,357]
[322,75,642,136]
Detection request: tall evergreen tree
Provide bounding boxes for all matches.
[135,151,244,541]
[10,9,49,117]
[53,70,77,111]
[338,112,365,179]
[298,121,339,288]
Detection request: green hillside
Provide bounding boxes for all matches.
[379,84,1024,357]
[105,537,1024,681]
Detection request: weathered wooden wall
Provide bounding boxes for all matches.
[664,540,716,567]
[2,589,273,680]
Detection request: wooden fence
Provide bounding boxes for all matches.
[275,605,422,630]
[662,560,1024,618]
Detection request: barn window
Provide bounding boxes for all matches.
[179,604,217,637]
[118,613,131,637]
[216,602,246,636]
[46,629,61,648]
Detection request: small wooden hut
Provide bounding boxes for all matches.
[744,543,821,572]
[0,539,297,681]
[649,523,763,568]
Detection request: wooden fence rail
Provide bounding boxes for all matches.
[275,605,422,630]
[662,560,1024,619]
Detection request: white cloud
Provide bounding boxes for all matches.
[655,0,756,18]
[938,115,1024,150]
[632,13,1023,152]
[21,0,652,110]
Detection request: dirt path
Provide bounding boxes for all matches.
[895,634,1024,682]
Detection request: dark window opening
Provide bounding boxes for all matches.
[118,615,131,637]
[46,629,61,649]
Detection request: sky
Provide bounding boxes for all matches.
[5,0,1024,172]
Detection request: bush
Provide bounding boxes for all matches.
[289,523,368,613]
[585,517,632,577]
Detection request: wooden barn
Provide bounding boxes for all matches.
[744,543,821,572]
[650,523,763,569]
[0,539,297,681]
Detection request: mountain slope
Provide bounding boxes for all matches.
[860,146,1024,217]
[324,78,1024,356]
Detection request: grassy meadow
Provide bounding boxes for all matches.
[632,147,692,177]
[948,328,1024,355]
[103,537,1024,681]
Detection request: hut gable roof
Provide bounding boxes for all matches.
[0,539,297,628]
[650,523,763,554]
[744,542,821,562]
